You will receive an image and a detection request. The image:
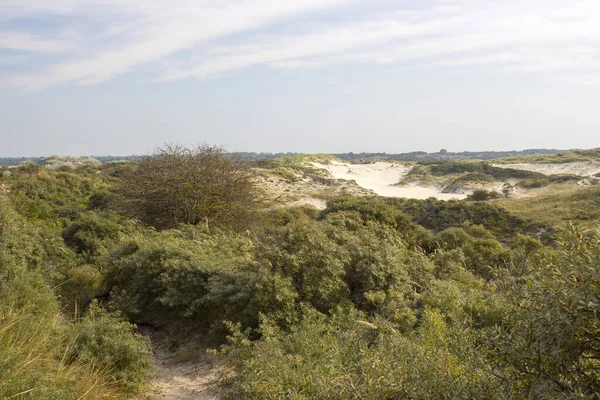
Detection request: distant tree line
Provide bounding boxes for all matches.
[332,148,572,162]
[0,155,142,166]
[0,149,573,166]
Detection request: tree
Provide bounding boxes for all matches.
[116,144,261,229]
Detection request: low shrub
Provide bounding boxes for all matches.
[467,189,502,201]
[69,302,153,393]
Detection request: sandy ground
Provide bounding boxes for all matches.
[286,198,328,210]
[492,162,600,177]
[312,162,467,200]
[255,169,372,204]
[137,329,223,400]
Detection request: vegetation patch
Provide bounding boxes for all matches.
[2,145,599,399]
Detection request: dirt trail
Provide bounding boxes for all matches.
[138,329,223,400]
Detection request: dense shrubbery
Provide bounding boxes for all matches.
[485,226,600,397]
[69,302,153,391]
[4,169,107,222]
[220,225,598,399]
[0,184,151,397]
[1,150,598,399]
[105,228,257,329]
[384,196,546,241]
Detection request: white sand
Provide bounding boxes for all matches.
[286,198,328,210]
[492,162,600,177]
[312,162,467,200]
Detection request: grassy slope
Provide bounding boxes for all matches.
[496,185,600,231]
[494,148,600,164]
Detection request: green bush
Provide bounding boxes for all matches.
[467,189,502,201]
[105,229,257,328]
[8,170,106,223]
[221,308,508,399]
[62,211,129,260]
[488,225,600,397]
[0,200,131,399]
[69,302,153,393]
[391,197,542,241]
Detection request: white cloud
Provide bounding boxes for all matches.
[0,31,72,52]
[3,0,600,91]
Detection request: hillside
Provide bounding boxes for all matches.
[0,146,598,399]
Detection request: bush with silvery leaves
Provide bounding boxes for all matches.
[42,155,102,170]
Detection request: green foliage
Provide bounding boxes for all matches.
[432,226,543,280]
[256,217,351,314]
[270,167,302,182]
[253,154,337,183]
[450,172,495,185]
[7,170,106,222]
[498,185,600,231]
[516,173,581,189]
[0,200,134,399]
[220,309,507,400]
[391,197,543,241]
[257,210,432,319]
[0,304,118,399]
[70,302,153,393]
[2,152,598,400]
[488,225,600,397]
[466,189,502,201]
[321,196,431,248]
[105,228,257,329]
[418,160,546,180]
[105,206,432,333]
[220,223,598,399]
[62,211,131,260]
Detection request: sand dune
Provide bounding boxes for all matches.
[492,162,600,177]
[312,162,467,200]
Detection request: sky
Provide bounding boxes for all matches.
[1,0,599,156]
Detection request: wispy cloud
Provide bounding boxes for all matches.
[2,0,600,91]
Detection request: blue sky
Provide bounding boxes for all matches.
[1,0,599,156]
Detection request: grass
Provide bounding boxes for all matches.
[496,185,600,231]
[494,148,600,164]
[0,303,119,399]
[403,160,582,193]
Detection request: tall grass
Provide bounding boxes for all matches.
[0,199,151,399]
[0,303,118,399]
[497,185,600,230]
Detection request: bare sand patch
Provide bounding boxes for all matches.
[492,162,600,177]
[286,198,328,210]
[138,328,224,400]
[312,162,467,200]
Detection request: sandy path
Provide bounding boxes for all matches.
[492,162,600,177]
[312,162,467,200]
[147,348,221,400]
[137,328,223,400]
